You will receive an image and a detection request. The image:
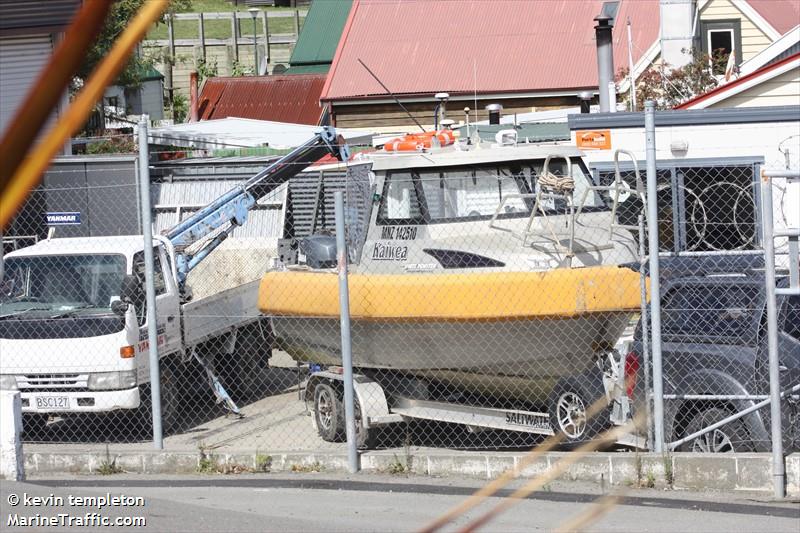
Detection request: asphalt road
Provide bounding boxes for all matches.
[1,474,798,532]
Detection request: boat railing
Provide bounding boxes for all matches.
[488,150,646,260]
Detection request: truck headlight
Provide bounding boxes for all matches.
[87,370,137,391]
[0,374,18,391]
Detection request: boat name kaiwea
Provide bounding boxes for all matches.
[372,242,408,261]
[505,411,550,430]
[380,226,418,240]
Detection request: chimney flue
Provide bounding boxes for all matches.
[485,103,502,125]
[594,14,615,113]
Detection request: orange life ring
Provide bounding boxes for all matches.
[383,130,455,152]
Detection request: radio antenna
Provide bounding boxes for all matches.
[358,58,426,133]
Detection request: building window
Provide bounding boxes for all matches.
[708,29,734,74]
[699,20,742,76]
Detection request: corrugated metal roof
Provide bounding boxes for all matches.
[748,0,800,35]
[321,0,660,101]
[197,74,327,125]
[289,0,352,67]
[0,0,80,34]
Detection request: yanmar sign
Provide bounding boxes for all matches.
[45,212,81,226]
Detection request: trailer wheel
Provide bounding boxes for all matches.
[314,383,344,442]
[548,376,610,446]
[313,382,376,448]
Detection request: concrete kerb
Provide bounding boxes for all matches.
[20,449,800,495]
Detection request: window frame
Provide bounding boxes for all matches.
[376,159,601,226]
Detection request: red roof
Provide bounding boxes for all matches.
[676,52,800,109]
[748,0,800,35]
[197,74,327,125]
[321,0,660,102]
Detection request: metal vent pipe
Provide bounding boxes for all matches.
[485,103,502,125]
[594,14,615,113]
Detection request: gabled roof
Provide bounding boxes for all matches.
[676,52,800,109]
[746,0,800,36]
[197,74,327,125]
[321,0,660,102]
[288,0,353,68]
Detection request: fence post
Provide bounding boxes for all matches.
[760,169,793,499]
[644,101,665,453]
[198,13,206,61]
[138,116,163,450]
[334,191,359,474]
[231,12,239,63]
[294,9,300,36]
[262,11,270,66]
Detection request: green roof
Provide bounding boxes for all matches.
[289,0,352,67]
[283,64,330,75]
[455,123,570,143]
[140,66,164,81]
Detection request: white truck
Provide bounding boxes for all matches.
[0,127,348,432]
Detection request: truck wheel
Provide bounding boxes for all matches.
[677,407,754,453]
[548,376,610,446]
[313,382,375,448]
[138,364,181,435]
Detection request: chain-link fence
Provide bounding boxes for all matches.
[1,129,797,474]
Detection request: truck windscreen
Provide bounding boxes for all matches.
[1,254,126,318]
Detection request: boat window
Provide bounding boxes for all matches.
[379,172,423,222]
[419,166,530,221]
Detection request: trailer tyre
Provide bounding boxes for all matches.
[314,383,344,442]
[313,382,376,449]
[548,376,610,447]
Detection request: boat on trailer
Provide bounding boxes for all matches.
[259,131,644,408]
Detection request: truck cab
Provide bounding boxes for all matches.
[0,236,179,418]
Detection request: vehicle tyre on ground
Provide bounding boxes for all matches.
[137,362,181,435]
[548,375,610,446]
[313,381,375,448]
[677,406,754,453]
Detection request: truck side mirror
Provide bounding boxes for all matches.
[110,299,129,316]
[120,274,142,304]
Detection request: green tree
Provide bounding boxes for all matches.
[77,0,192,89]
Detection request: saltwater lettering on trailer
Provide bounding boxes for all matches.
[380,226,418,240]
[505,411,550,430]
[371,242,408,261]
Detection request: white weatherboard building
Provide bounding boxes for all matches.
[568,105,799,257]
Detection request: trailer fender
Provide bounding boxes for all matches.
[306,371,392,429]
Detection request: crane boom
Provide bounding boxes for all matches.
[164,126,349,290]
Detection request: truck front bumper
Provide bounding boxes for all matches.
[19,387,140,414]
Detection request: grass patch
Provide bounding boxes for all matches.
[290,461,323,473]
[146,6,304,40]
[255,453,272,473]
[97,445,124,476]
[386,455,407,475]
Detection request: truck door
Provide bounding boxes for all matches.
[131,247,181,358]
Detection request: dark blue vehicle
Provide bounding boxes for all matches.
[625,255,799,452]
